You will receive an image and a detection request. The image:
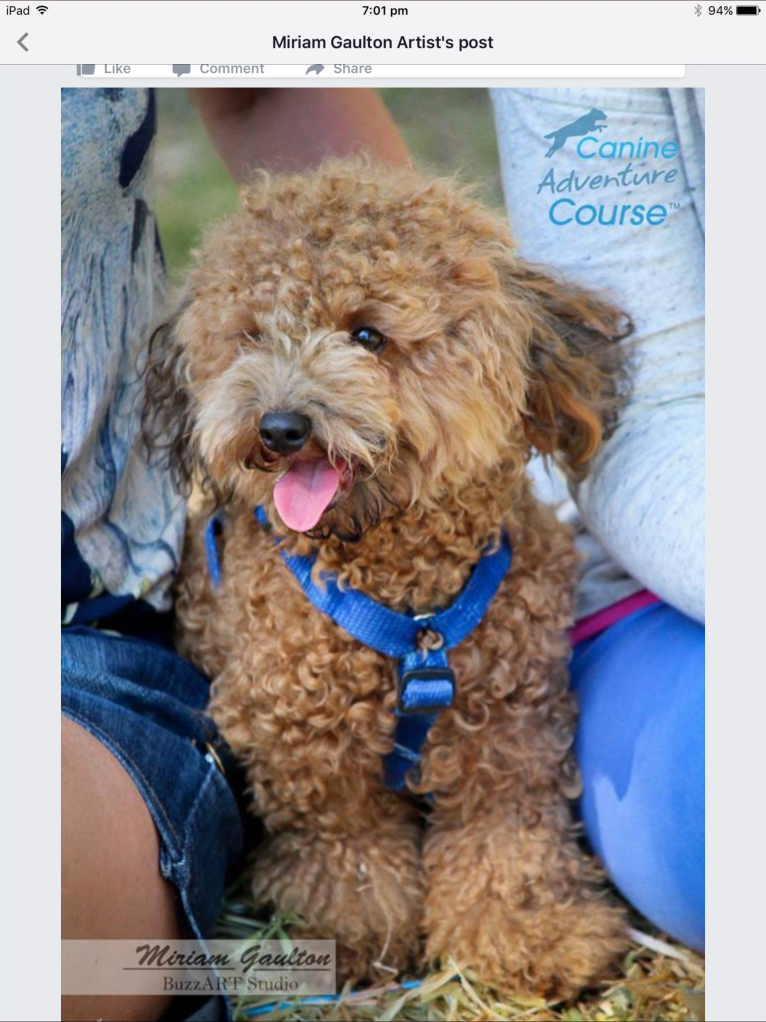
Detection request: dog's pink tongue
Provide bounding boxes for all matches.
[273,459,341,532]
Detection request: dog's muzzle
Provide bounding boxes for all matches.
[259,411,313,455]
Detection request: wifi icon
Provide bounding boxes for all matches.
[36,4,49,12]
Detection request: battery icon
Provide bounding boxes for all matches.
[736,5,761,13]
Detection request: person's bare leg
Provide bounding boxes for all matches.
[62,716,182,1022]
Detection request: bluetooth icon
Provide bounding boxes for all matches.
[694,3,702,14]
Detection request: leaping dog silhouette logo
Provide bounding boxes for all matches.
[544,108,608,158]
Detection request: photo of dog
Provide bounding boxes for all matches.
[61,81,705,1022]
[142,157,633,996]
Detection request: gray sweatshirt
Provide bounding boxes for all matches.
[491,87,704,623]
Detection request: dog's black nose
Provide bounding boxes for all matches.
[259,411,312,455]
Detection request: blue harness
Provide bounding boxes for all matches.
[205,508,512,791]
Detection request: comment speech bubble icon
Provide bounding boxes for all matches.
[172,64,191,77]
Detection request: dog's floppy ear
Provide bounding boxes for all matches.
[140,297,197,495]
[502,260,632,476]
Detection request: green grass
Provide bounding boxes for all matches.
[378,88,504,203]
[153,90,239,278]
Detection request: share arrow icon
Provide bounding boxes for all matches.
[305,64,325,75]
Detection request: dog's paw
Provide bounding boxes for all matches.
[424,817,627,998]
[251,824,425,984]
[427,889,627,999]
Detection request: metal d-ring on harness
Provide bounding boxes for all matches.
[205,507,513,791]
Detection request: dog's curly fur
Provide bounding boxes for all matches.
[143,158,633,997]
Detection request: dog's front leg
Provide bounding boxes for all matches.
[421,695,627,998]
[251,801,424,983]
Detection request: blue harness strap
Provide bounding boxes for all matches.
[208,507,512,791]
[205,516,224,588]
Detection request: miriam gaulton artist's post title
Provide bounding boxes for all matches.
[273,35,495,51]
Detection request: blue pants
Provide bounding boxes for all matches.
[571,603,704,951]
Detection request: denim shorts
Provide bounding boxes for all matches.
[61,624,248,1021]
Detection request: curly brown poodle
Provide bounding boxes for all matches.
[143,158,633,998]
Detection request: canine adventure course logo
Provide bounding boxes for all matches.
[544,108,608,157]
[538,107,681,227]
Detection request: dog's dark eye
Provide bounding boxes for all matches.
[350,326,387,353]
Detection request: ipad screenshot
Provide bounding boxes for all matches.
[0,2,755,1019]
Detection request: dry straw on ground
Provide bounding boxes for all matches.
[216,892,704,1022]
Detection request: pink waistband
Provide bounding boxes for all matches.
[569,590,661,646]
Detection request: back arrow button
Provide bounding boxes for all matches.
[17,33,29,51]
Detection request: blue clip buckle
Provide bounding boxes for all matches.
[397,666,455,715]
